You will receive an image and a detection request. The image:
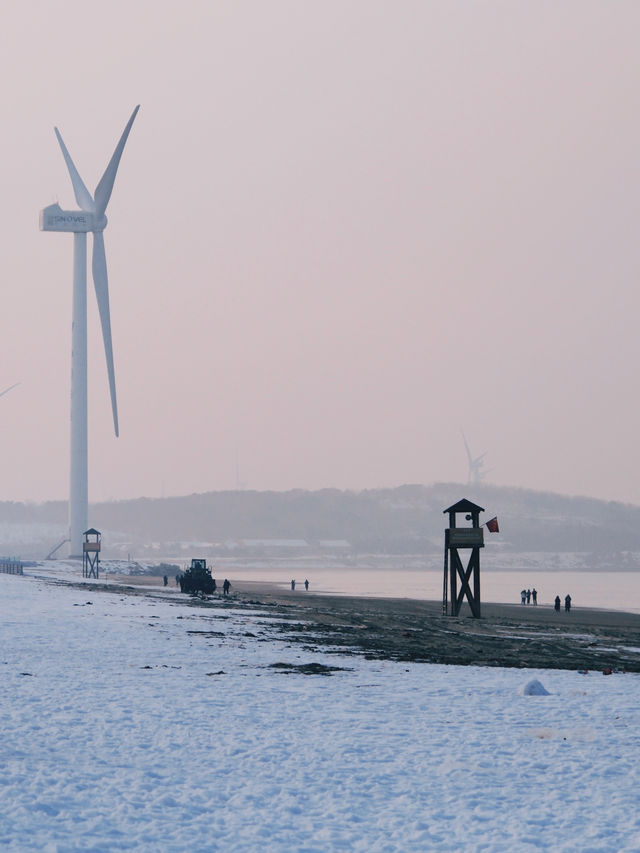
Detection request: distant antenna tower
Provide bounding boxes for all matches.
[235,449,248,490]
[462,431,488,485]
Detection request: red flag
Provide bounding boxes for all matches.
[486,517,499,533]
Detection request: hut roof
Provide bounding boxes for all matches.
[443,498,485,514]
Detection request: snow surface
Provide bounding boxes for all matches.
[2,572,640,852]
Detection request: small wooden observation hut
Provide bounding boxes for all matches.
[443,499,484,618]
[82,528,101,579]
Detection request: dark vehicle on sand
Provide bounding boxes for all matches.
[179,559,216,595]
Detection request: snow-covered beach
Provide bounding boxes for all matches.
[3,571,640,852]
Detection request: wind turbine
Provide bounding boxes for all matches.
[40,106,139,557]
[461,431,488,485]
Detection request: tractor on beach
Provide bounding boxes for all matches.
[179,558,216,595]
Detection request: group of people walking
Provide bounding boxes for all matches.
[520,589,572,612]
[520,588,538,605]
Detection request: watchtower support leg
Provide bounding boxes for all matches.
[442,548,449,615]
[449,546,481,618]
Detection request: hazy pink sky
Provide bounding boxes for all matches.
[1,1,640,504]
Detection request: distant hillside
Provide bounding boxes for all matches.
[1,484,640,569]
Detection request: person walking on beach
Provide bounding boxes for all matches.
[291,579,295,591]
[304,579,309,591]
[565,594,571,613]
[532,588,537,605]
[521,589,526,605]
[554,595,561,612]
[223,579,230,596]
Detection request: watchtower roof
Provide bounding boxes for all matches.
[443,498,485,514]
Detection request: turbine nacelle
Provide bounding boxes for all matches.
[40,204,108,233]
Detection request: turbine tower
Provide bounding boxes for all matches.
[462,431,488,485]
[40,106,139,557]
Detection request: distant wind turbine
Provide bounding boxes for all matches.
[235,448,248,491]
[40,106,140,557]
[462,431,488,485]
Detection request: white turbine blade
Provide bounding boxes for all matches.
[54,128,95,213]
[0,382,20,399]
[461,431,473,464]
[94,105,140,217]
[91,231,119,437]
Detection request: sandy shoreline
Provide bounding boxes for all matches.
[66,574,640,673]
[229,578,640,624]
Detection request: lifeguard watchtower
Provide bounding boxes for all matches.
[442,499,484,618]
[82,528,101,579]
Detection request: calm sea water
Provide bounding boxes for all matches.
[220,567,640,614]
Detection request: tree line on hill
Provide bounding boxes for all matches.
[2,483,640,561]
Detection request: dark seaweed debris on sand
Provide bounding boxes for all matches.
[238,590,640,672]
[269,662,351,675]
[59,576,640,672]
